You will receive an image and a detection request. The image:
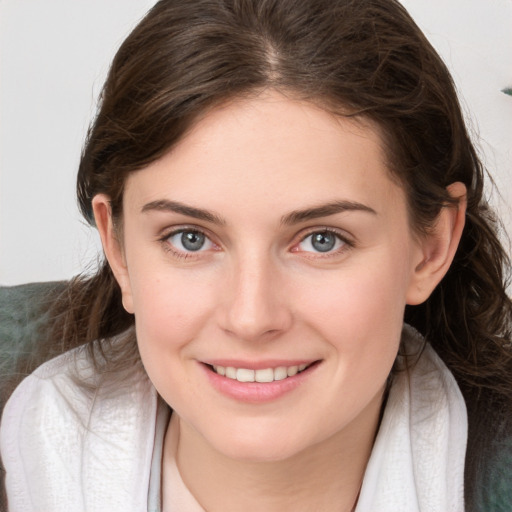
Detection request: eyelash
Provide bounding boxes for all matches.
[158,226,219,260]
[291,228,354,258]
[158,226,354,260]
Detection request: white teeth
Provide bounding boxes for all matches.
[212,363,310,382]
[274,366,288,381]
[287,366,298,377]
[255,368,274,383]
[213,365,226,376]
[236,368,255,382]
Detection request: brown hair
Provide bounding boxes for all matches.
[22,0,512,507]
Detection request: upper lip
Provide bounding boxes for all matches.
[202,359,319,370]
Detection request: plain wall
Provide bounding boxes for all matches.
[1,0,511,285]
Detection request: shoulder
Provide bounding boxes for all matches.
[0,346,105,465]
[0,344,158,511]
[1,345,95,439]
[0,347,93,509]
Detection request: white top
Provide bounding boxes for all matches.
[0,325,467,511]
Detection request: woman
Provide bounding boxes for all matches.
[1,0,511,510]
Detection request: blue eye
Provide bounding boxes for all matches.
[167,230,214,252]
[298,231,345,253]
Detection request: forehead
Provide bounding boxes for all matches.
[123,90,404,220]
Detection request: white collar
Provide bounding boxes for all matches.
[356,325,467,511]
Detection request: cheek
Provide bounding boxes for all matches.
[294,250,412,386]
[128,267,217,366]
[299,255,410,333]
[130,271,220,411]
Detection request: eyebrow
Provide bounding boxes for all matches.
[281,200,377,225]
[140,198,376,226]
[141,200,226,225]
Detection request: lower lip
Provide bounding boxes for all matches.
[201,363,319,403]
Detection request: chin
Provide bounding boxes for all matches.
[203,422,318,463]
[219,441,304,464]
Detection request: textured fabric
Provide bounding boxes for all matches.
[476,434,512,511]
[356,325,467,511]
[0,348,157,512]
[1,325,467,511]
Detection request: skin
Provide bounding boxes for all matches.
[93,90,466,512]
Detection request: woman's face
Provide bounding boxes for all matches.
[101,91,429,462]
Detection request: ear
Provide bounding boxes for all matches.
[406,182,467,305]
[92,194,134,314]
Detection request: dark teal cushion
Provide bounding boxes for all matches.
[0,281,66,409]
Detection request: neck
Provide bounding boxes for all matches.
[164,392,384,512]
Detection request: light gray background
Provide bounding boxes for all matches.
[1,0,511,285]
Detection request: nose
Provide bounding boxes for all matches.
[218,255,293,342]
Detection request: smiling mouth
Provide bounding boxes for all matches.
[208,362,317,383]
